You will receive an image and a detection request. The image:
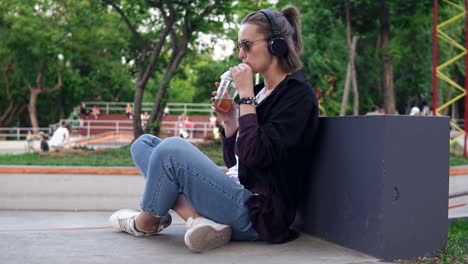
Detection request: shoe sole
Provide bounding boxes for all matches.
[184,224,232,253]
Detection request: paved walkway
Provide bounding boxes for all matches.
[0,210,393,264]
[0,140,466,263]
[0,165,396,264]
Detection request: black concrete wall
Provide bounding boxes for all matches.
[295,115,449,261]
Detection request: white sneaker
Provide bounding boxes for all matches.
[184,216,232,252]
[109,209,171,237]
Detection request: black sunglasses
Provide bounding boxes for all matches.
[237,39,266,53]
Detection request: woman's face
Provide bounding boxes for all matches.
[237,23,273,74]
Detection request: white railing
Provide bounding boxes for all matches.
[164,103,213,115]
[161,121,213,138]
[50,119,133,138]
[84,102,213,115]
[1,118,215,141]
[52,118,213,139]
[0,127,52,140]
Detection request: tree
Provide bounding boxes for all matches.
[0,59,28,127]
[340,0,359,116]
[103,0,233,137]
[26,64,62,131]
[0,0,134,128]
[379,0,396,114]
[277,0,436,115]
[0,0,65,131]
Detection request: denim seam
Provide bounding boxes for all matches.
[141,169,168,216]
[165,160,245,207]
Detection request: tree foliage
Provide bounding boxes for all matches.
[0,0,465,133]
[0,0,132,128]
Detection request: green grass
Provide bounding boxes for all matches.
[450,154,468,167]
[401,220,468,264]
[441,219,468,264]
[1,140,466,168]
[0,145,134,166]
[0,140,224,166]
[450,144,468,166]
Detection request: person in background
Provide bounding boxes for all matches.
[183,116,195,139]
[164,106,170,117]
[40,132,49,152]
[366,105,382,116]
[409,106,421,116]
[177,113,186,137]
[91,104,101,119]
[26,131,34,151]
[49,122,70,149]
[416,94,427,114]
[141,112,150,129]
[109,6,318,253]
[68,107,79,128]
[125,103,133,120]
[79,102,90,119]
[213,121,222,140]
[209,114,217,128]
[210,114,219,139]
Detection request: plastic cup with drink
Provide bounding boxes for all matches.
[213,70,238,112]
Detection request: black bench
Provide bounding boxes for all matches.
[295,115,449,261]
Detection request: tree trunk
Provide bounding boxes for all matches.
[150,9,191,136]
[381,0,396,114]
[107,1,175,139]
[59,94,65,121]
[340,63,352,116]
[28,89,41,132]
[383,57,395,114]
[151,44,189,135]
[350,37,359,115]
[3,104,26,127]
[0,60,27,127]
[340,37,358,116]
[341,0,359,115]
[107,1,222,139]
[26,63,62,132]
[132,62,146,138]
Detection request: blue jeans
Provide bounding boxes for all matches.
[130,134,259,241]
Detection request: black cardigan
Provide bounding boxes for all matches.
[221,72,319,243]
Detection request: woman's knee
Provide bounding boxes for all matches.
[155,137,190,156]
[130,134,158,157]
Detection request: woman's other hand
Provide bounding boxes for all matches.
[230,63,254,98]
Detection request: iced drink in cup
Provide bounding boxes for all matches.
[214,70,238,112]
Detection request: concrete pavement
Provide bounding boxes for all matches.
[0,166,397,264]
[0,210,392,264]
[0,151,466,263]
[1,165,466,218]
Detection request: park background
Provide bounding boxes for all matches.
[0,0,462,137]
[0,1,467,263]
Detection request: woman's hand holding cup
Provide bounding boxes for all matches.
[211,82,237,123]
